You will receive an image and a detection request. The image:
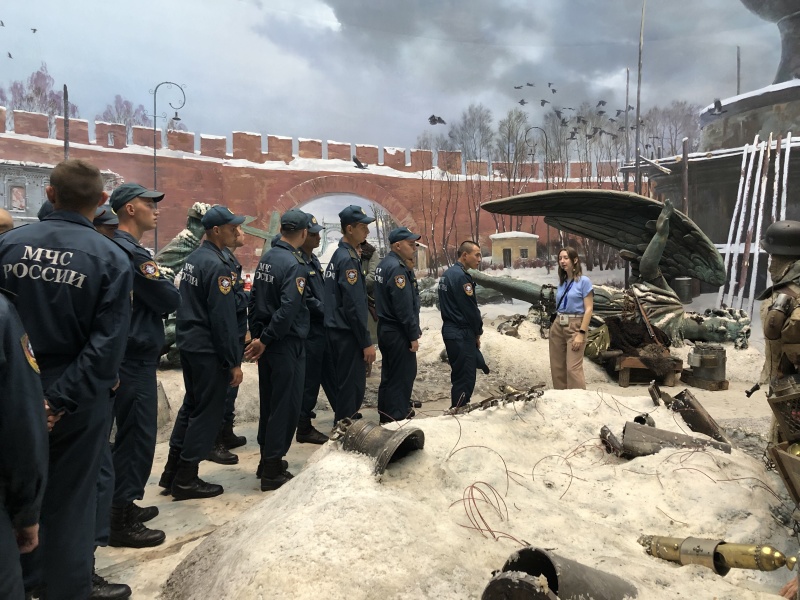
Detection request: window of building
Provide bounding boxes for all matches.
[108,132,115,147]
[519,248,528,259]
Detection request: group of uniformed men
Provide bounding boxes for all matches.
[0,157,488,600]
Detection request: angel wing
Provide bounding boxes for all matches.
[481,189,725,285]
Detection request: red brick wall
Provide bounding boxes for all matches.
[54,117,90,145]
[13,111,49,137]
[327,141,351,161]
[298,139,322,159]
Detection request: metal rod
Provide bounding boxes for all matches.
[726,136,759,308]
[747,133,772,316]
[772,134,783,224]
[681,137,689,215]
[737,45,741,95]
[718,142,750,308]
[634,1,646,195]
[736,140,766,309]
[781,131,792,221]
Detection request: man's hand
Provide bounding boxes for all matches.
[780,577,798,599]
[571,332,585,351]
[15,524,39,554]
[363,345,376,364]
[44,401,61,432]
[410,340,419,352]
[229,366,243,387]
[244,338,265,361]
[476,336,481,349]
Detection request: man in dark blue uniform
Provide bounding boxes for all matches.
[208,230,249,462]
[245,209,310,491]
[323,205,376,423]
[0,159,133,600]
[0,289,48,600]
[159,205,244,501]
[374,227,422,423]
[296,212,333,444]
[107,183,180,547]
[438,240,483,408]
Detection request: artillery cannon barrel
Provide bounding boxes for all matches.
[468,269,556,308]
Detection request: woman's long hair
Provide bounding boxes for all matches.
[557,246,583,285]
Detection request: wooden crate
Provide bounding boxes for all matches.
[769,442,800,506]
[613,355,683,388]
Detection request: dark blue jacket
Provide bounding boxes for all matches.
[0,290,48,529]
[224,248,249,343]
[438,262,483,338]
[374,251,421,342]
[302,250,325,324]
[176,240,240,369]
[324,240,371,348]
[248,240,309,345]
[0,211,132,414]
[113,230,181,359]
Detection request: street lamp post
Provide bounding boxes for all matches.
[525,126,551,265]
[150,81,186,253]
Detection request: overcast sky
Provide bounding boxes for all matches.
[0,0,781,152]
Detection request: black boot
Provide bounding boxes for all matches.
[296,418,329,444]
[90,557,131,599]
[256,459,288,479]
[260,458,294,491]
[205,432,239,465]
[219,420,246,449]
[158,449,181,492]
[129,502,159,523]
[109,503,166,548]
[171,459,224,501]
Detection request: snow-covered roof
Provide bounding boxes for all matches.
[298,138,321,143]
[384,147,405,154]
[489,231,539,240]
[232,131,259,136]
[200,134,227,140]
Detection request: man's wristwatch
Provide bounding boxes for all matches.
[578,329,586,334]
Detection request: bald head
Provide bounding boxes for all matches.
[0,208,13,234]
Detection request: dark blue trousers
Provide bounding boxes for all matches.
[327,328,366,423]
[168,351,229,464]
[377,323,417,422]
[112,358,158,505]
[223,342,245,426]
[257,337,305,461]
[21,387,109,600]
[94,440,114,547]
[1,507,24,600]
[300,322,336,422]
[443,328,478,408]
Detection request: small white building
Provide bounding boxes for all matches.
[489,231,539,268]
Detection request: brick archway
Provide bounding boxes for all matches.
[275,175,418,231]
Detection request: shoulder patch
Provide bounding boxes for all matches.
[218,275,233,295]
[394,274,406,289]
[296,277,306,294]
[139,261,160,280]
[463,283,474,296]
[21,334,40,373]
[346,269,358,285]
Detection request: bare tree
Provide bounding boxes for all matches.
[0,63,79,131]
[493,107,533,232]
[97,95,152,128]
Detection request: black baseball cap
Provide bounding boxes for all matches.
[93,204,119,226]
[388,226,421,244]
[339,205,375,226]
[281,209,309,232]
[305,213,323,233]
[201,205,246,229]
[109,183,164,212]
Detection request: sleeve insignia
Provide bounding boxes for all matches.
[21,334,40,373]
[394,275,406,289]
[140,261,160,280]
[218,276,233,294]
[463,283,474,296]
[346,269,358,285]
[296,277,306,294]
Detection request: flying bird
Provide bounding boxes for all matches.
[576,115,587,124]
[586,133,595,139]
[628,105,635,111]
[0,21,4,26]
[609,118,616,123]
[514,85,523,89]
[591,127,600,134]
[596,100,607,107]
[353,156,368,169]
[597,110,606,116]
[554,109,562,120]
[568,132,577,140]
[710,99,727,116]
[428,114,446,125]
[548,82,553,88]
[565,107,574,111]
[540,99,550,107]
[7,52,11,59]
[616,109,625,117]
[526,82,535,87]
[31,28,37,33]
[551,88,557,94]
[560,118,569,127]
[518,99,528,106]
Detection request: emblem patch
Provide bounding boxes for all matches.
[346,269,358,285]
[463,283,474,296]
[394,275,406,289]
[140,261,160,280]
[218,276,232,294]
[296,277,306,294]
[21,334,40,373]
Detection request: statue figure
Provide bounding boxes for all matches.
[739,0,800,84]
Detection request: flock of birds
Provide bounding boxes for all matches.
[3,19,38,60]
